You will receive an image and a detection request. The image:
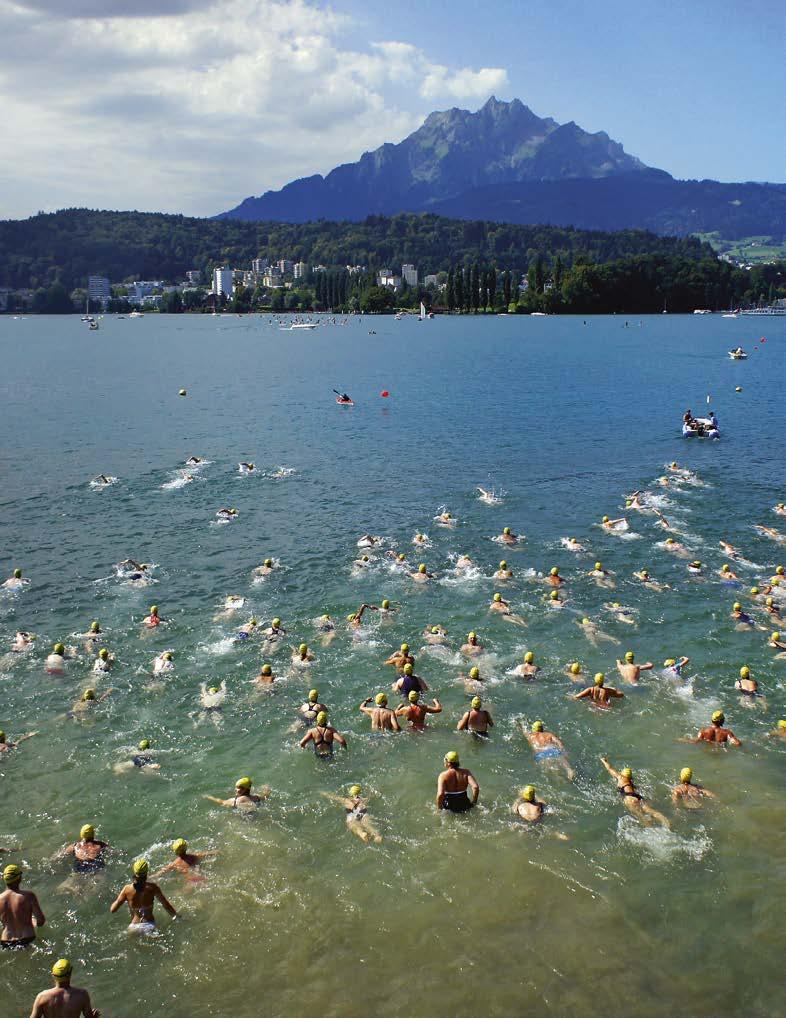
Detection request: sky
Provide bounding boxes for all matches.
[1,0,784,220]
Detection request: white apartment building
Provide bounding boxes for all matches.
[251,258,268,274]
[378,269,401,289]
[293,261,308,279]
[212,266,234,297]
[87,275,110,301]
[277,259,294,275]
[402,264,418,286]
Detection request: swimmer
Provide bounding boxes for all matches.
[546,566,565,587]
[412,533,430,547]
[347,604,372,630]
[616,650,653,685]
[152,840,216,882]
[353,553,372,570]
[356,534,382,548]
[291,643,315,666]
[493,560,513,580]
[387,551,408,570]
[436,751,479,812]
[396,690,443,731]
[632,569,669,591]
[199,681,227,710]
[0,729,37,754]
[687,559,704,577]
[625,490,646,510]
[204,776,269,808]
[498,526,519,545]
[185,456,204,466]
[411,562,434,582]
[82,620,102,647]
[251,663,276,687]
[719,563,740,581]
[0,864,45,947]
[359,692,401,732]
[488,592,527,625]
[720,541,746,561]
[773,503,786,517]
[320,785,382,844]
[55,825,109,885]
[238,461,256,474]
[662,656,690,679]
[300,711,347,756]
[2,568,29,590]
[264,617,287,646]
[565,662,584,683]
[600,758,670,828]
[577,617,620,647]
[110,859,177,932]
[252,558,277,579]
[455,554,474,571]
[513,785,560,828]
[315,614,335,633]
[214,595,246,621]
[29,959,99,1018]
[113,738,161,774]
[572,672,624,709]
[604,602,637,625]
[376,599,396,616]
[385,642,415,671]
[511,651,539,679]
[476,486,503,505]
[588,561,615,588]
[11,631,36,653]
[661,536,690,558]
[435,510,456,528]
[735,665,759,697]
[45,642,70,673]
[461,632,484,657]
[691,710,741,747]
[653,510,672,531]
[456,696,492,737]
[730,602,758,629]
[215,507,239,521]
[768,719,786,740]
[768,630,786,652]
[524,721,575,780]
[92,648,114,674]
[546,589,566,607]
[152,650,174,674]
[70,687,113,716]
[600,515,629,532]
[671,767,716,809]
[423,624,448,645]
[771,565,786,585]
[393,662,429,696]
[461,665,484,693]
[754,524,784,543]
[143,605,162,628]
[298,689,327,725]
[561,537,585,553]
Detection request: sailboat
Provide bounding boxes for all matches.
[419,302,426,321]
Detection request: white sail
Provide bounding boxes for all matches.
[419,302,426,320]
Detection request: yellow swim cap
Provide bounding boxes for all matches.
[52,959,72,979]
[163,651,173,661]
[666,537,674,544]
[493,593,502,602]
[602,515,609,523]
[549,590,559,600]
[361,555,369,562]
[524,651,534,664]
[80,824,94,840]
[381,600,390,610]
[132,859,149,877]
[444,751,460,765]
[750,587,759,595]
[712,710,724,724]
[550,567,559,576]
[261,664,273,676]
[99,648,109,659]
[532,720,544,732]
[3,864,22,884]
[347,614,356,622]
[349,785,362,797]
[777,566,784,575]
[721,564,729,573]
[766,597,774,606]
[409,690,420,703]
[0,731,5,742]
[625,651,635,663]
[397,553,406,561]
[664,659,676,667]
[582,617,590,625]
[90,621,100,632]
[138,739,150,750]
[594,562,602,571]
[469,666,480,680]
[172,839,187,856]
[12,568,22,579]
[418,563,427,573]
[316,711,328,725]
[235,776,252,789]
[149,605,158,615]
[521,785,535,802]
[778,720,786,730]
[680,768,692,783]
[739,666,750,679]
[403,663,414,675]
[570,662,581,675]
[272,618,281,628]
[503,527,511,535]
[298,643,308,654]
[621,767,632,779]
[53,643,65,655]
[264,558,273,567]
[208,686,219,695]
[471,696,481,708]
[594,673,605,686]
[308,689,318,702]
[467,632,476,641]
[499,560,507,569]
[771,632,781,642]
[431,626,440,634]
[82,688,96,701]
[375,692,388,706]
[733,602,742,611]
[401,643,409,653]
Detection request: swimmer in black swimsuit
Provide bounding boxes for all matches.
[299,711,347,757]
[320,784,382,843]
[203,776,269,809]
[436,751,479,812]
[298,689,327,726]
[600,757,670,827]
[114,739,161,774]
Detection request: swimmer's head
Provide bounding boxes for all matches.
[444,751,460,766]
[82,688,96,701]
[320,614,330,622]
[778,720,786,730]
[99,648,109,660]
[721,564,730,573]
[594,562,602,571]
[235,777,252,791]
[409,690,421,704]
[493,593,502,602]
[347,614,356,622]
[260,664,273,676]
[381,600,390,610]
[264,559,273,567]
[549,590,560,601]
[418,563,427,574]
[640,570,649,580]
[138,739,150,750]
[666,538,675,545]
[375,692,388,706]
[777,566,785,575]
[3,864,22,885]
[132,859,149,878]
[570,662,581,675]
[172,839,187,857]
[403,663,413,675]
[12,568,22,579]
[469,666,480,680]
[740,666,750,679]
[499,560,507,569]
[349,785,362,797]
[79,824,94,841]
[520,785,535,802]
[0,732,4,743]
[712,710,725,725]
[751,587,759,595]
[53,643,65,656]
[149,605,158,616]
[766,597,774,606]
[524,651,534,664]
[208,686,219,695]
[532,720,544,732]
[471,696,481,709]
[690,561,702,569]
[733,602,742,612]
[361,555,369,562]
[680,767,692,783]
[271,618,282,629]
[90,621,100,633]
[163,651,173,661]
[52,959,72,981]
[594,673,605,687]
[298,643,308,655]
[431,626,440,634]
[316,711,328,725]
[582,618,590,625]
[467,633,476,642]
[625,651,635,663]
[620,767,632,780]
[503,527,511,535]
[550,567,559,576]
[400,643,409,653]
[602,516,609,524]
[771,632,781,643]
[397,553,406,562]
[308,689,318,703]
[664,659,676,667]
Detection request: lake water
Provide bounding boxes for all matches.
[1,312,785,1017]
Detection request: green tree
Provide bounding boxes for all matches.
[360,285,394,313]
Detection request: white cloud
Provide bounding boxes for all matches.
[0,0,509,218]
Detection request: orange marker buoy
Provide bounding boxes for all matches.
[380,390,390,398]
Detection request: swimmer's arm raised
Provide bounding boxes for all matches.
[599,757,621,781]
[425,699,442,714]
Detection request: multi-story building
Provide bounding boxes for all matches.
[212,266,234,297]
[402,264,418,287]
[251,258,269,275]
[293,261,308,280]
[378,269,401,290]
[185,270,201,285]
[87,275,110,306]
[424,274,438,287]
[277,259,294,275]
[262,268,283,288]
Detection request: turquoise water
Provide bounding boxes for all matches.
[1,312,785,1017]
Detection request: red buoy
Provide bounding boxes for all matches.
[380,390,390,398]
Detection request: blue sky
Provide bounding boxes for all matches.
[0,0,783,219]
